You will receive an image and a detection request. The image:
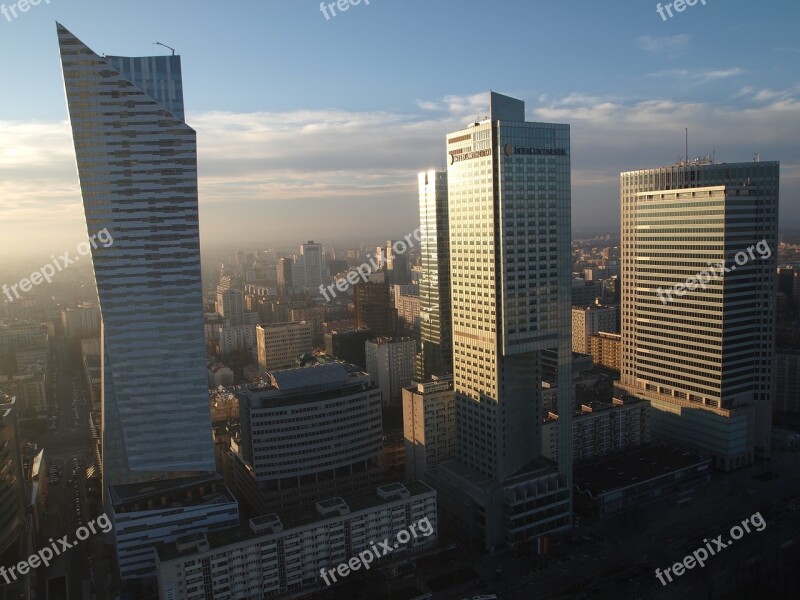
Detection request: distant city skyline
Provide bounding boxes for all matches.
[1,1,799,258]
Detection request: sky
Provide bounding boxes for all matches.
[1,0,798,261]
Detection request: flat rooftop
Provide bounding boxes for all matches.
[155,481,435,563]
[574,445,709,497]
[109,473,235,509]
[241,363,373,408]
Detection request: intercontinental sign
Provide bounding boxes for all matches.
[449,145,566,164]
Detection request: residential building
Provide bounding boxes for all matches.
[290,305,326,346]
[366,337,416,407]
[571,305,617,354]
[58,25,236,581]
[394,284,420,333]
[256,322,313,374]
[156,482,437,600]
[58,24,217,487]
[216,287,245,326]
[542,397,649,464]
[402,377,455,481]
[61,304,101,338]
[588,332,622,372]
[109,474,239,580]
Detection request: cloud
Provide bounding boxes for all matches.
[637,34,691,56]
[1,88,799,259]
[648,67,745,84]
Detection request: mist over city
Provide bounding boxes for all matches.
[1,2,799,600]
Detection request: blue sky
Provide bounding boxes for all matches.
[1,0,798,259]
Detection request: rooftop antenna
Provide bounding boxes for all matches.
[153,41,176,56]
[685,127,688,164]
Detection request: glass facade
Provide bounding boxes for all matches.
[447,93,573,483]
[58,24,215,486]
[620,161,778,465]
[0,396,25,557]
[416,170,452,380]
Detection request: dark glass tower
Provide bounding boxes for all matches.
[416,170,452,380]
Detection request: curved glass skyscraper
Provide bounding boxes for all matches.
[57,24,215,487]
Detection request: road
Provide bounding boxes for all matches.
[19,339,111,600]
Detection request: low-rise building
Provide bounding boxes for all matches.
[226,363,384,516]
[542,397,649,464]
[109,474,239,581]
[155,482,437,600]
[574,445,711,517]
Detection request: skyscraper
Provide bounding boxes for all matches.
[618,159,778,469]
[58,24,215,485]
[297,241,325,290]
[436,93,573,549]
[416,170,452,380]
[0,394,25,559]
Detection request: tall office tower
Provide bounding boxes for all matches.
[299,241,325,290]
[386,240,411,285]
[354,281,397,336]
[0,394,26,560]
[58,24,216,487]
[618,160,778,470]
[58,25,238,580]
[416,170,452,380]
[277,256,294,296]
[437,93,573,549]
[216,287,245,326]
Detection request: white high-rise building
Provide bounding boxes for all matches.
[618,160,778,470]
[436,93,573,550]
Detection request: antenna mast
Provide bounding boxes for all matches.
[154,42,176,56]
